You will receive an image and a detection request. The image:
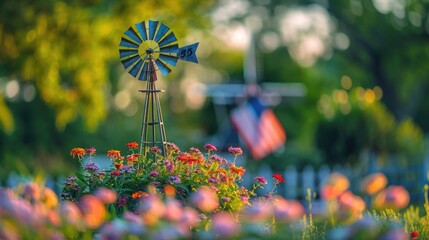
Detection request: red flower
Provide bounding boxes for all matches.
[411,231,418,238]
[177,154,202,164]
[272,173,285,183]
[70,148,86,159]
[111,171,121,176]
[126,142,139,149]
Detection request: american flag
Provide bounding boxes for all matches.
[230,97,286,160]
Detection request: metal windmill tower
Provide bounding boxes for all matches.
[119,20,199,157]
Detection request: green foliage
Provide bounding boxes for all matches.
[315,86,425,165]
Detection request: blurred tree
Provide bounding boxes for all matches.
[0,0,215,177]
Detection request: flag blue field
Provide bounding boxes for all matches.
[230,97,286,160]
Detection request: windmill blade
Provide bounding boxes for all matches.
[158,32,177,47]
[138,61,149,81]
[154,23,170,43]
[159,44,179,54]
[178,42,199,63]
[121,54,140,69]
[135,21,148,41]
[124,27,142,44]
[119,49,138,59]
[159,53,178,67]
[119,37,139,49]
[155,59,172,76]
[129,58,144,78]
[148,20,159,40]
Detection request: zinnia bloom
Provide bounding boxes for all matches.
[107,150,121,160]
[132,191,148,199]
[254,176,268,185]
[70,148,85,159]
[165,142,180,154]
[85,147,96,155]
[150,146,162,154]
[272,173,285,183]
[228,146,243,156]
[204,144,217,152]
[126,142,139,149]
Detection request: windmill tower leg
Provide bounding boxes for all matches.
[139,57,167,159]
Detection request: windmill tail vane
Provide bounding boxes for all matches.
[119,19,199,158]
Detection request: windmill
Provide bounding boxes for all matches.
[119,20,199,157]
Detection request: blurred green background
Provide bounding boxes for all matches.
[1,0,428,183]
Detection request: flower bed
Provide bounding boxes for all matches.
[0,142,427,239]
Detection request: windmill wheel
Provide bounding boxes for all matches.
[119,20,181,80]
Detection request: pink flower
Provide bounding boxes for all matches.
[228,146,243,156]
[254,176,268,185]
[212,212,239,238]
[150,146,162,154]
[95,188,117,204]
[149,171,160,177]
[204,144,217,152]
[190,187,219,212]
[273,196,305,221]
[243,200,272,222]
[86,147,96,155]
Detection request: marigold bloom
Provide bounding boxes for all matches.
[272,173,285,183]
[254,176,268,185]
[107,150,121,160]
[70,147,85,159]
[204,144,217,152]
[126,142,139,149]
[228,146,243,156]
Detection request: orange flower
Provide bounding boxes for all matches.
[79,195,106,229]
[361,172,388,195]
[107,150,121,160]
[70,148,85,159]
[127,154,140,164]
[230,165,246,177]
[126,142,139,149]
[132,191,148,199]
